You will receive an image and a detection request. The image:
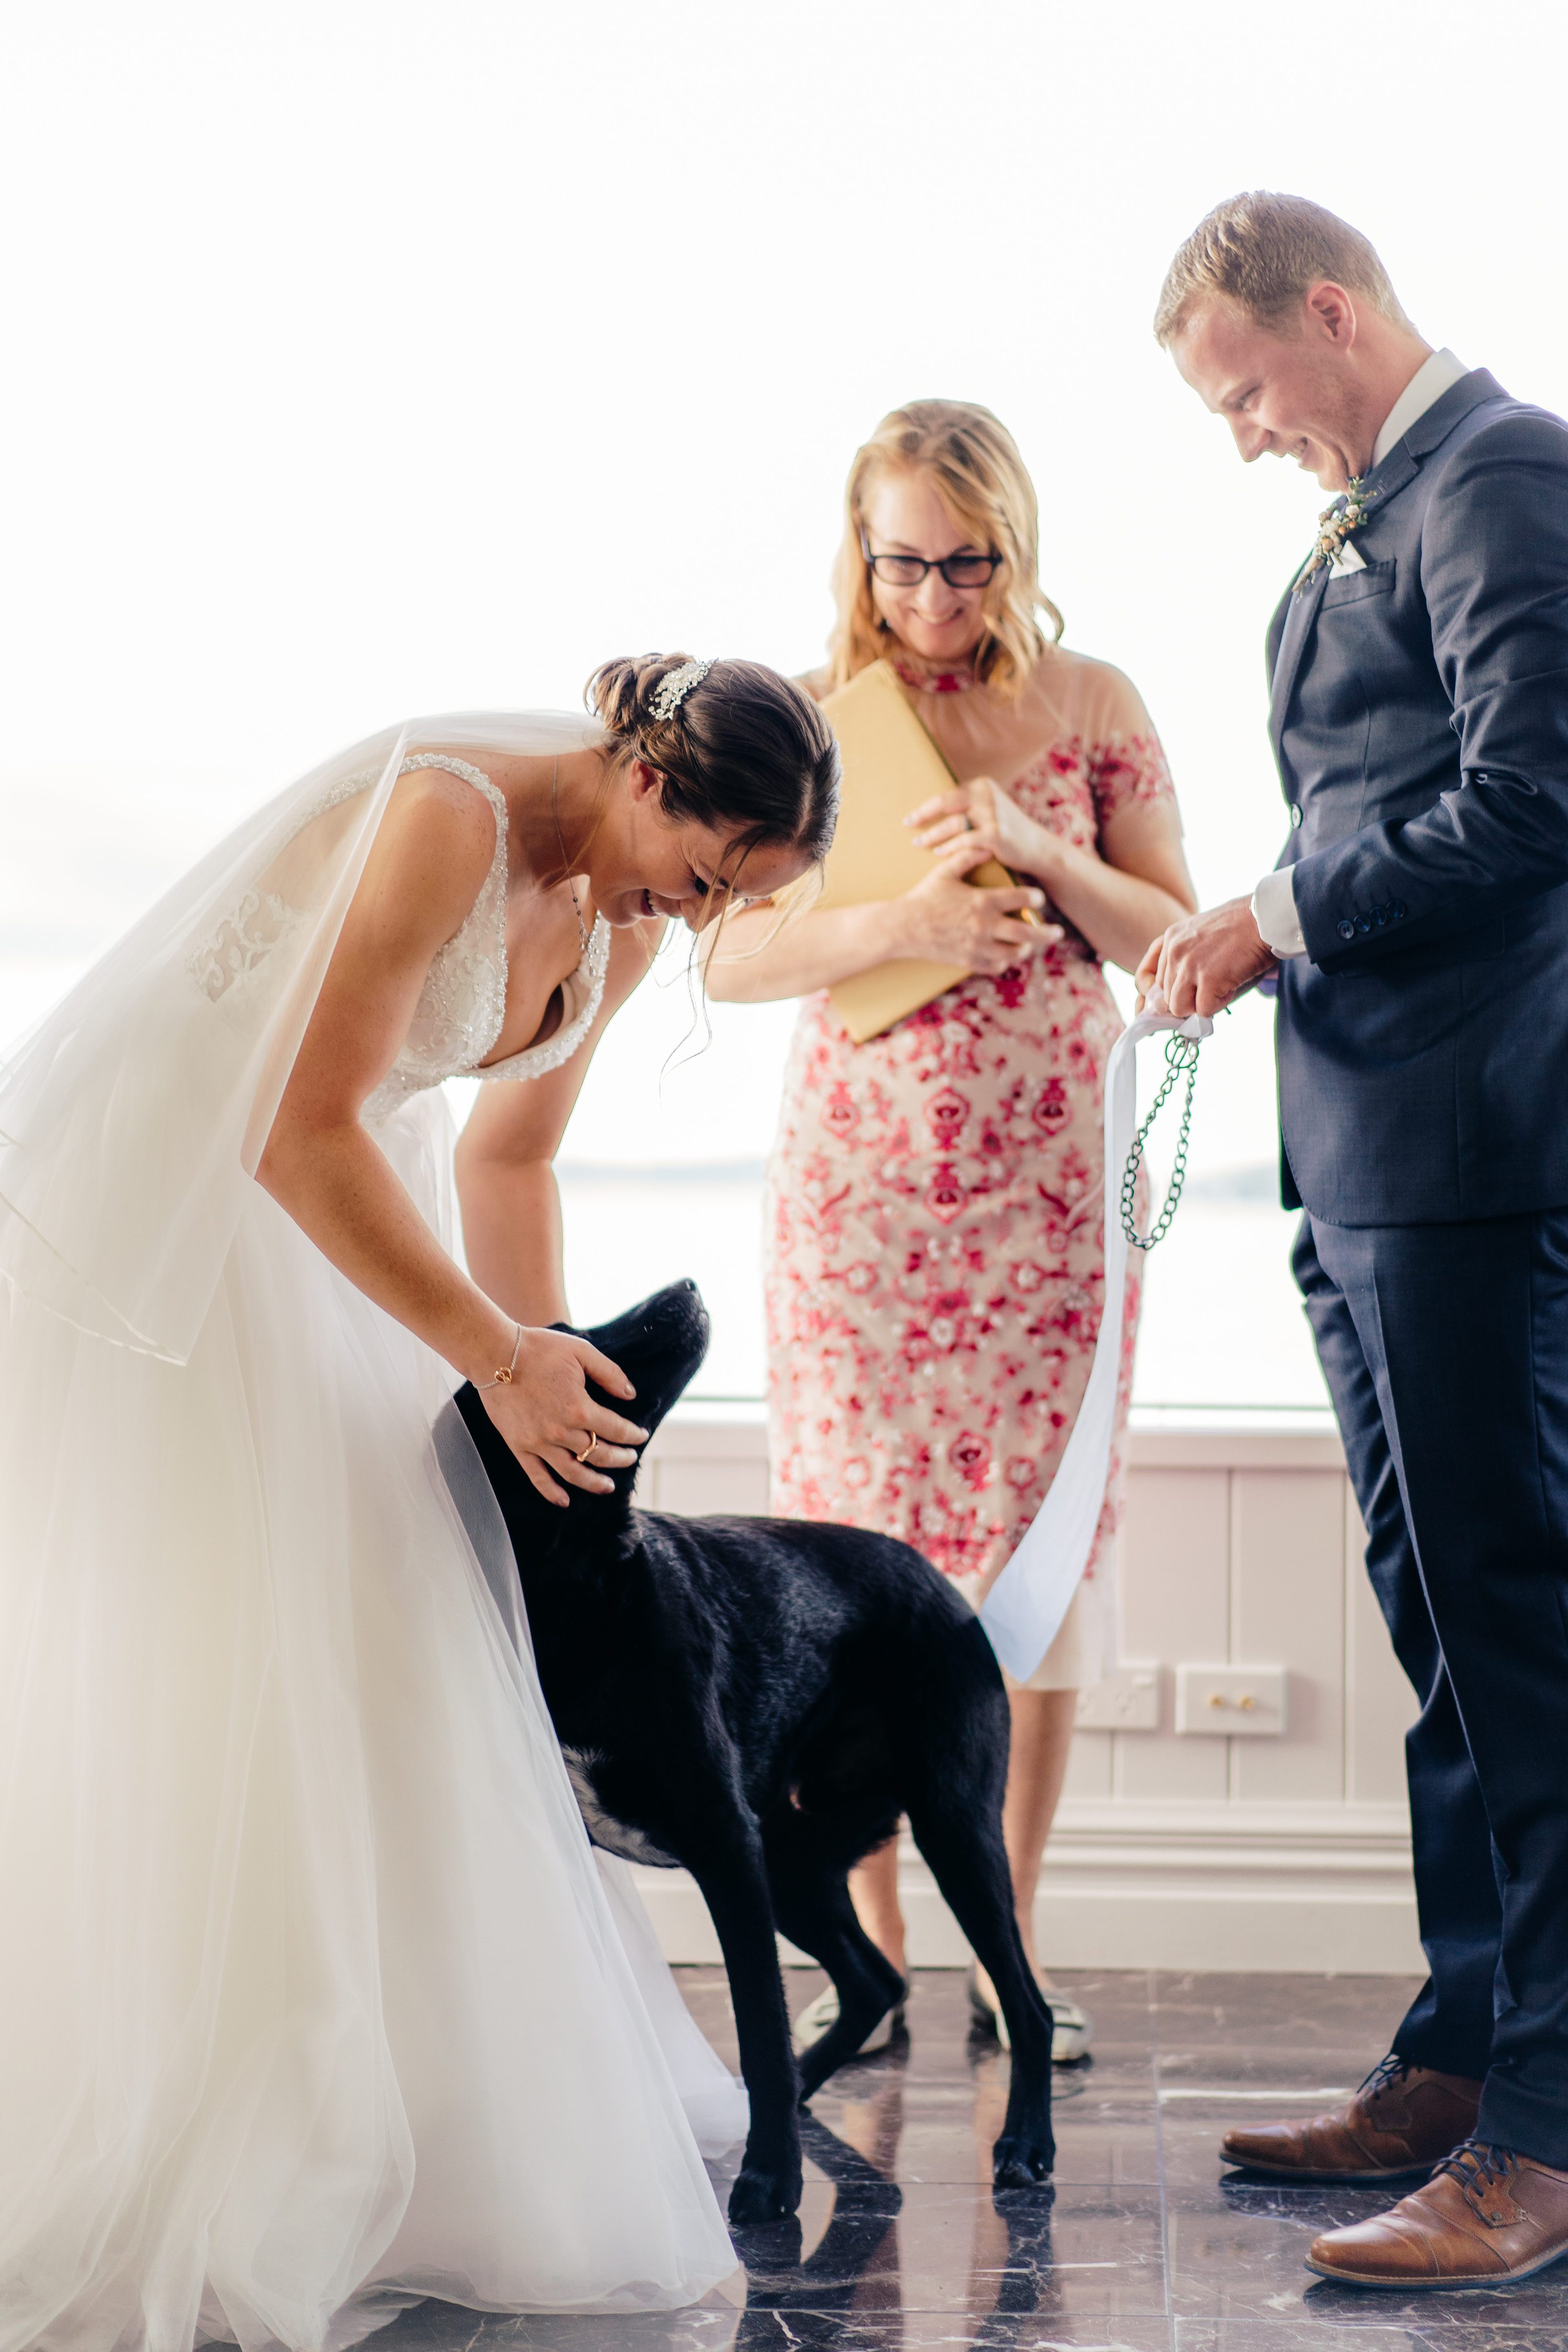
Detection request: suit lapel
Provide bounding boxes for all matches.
[1266,370,1508,769]
[1401,367,1505,462]
[1354,446,1420,528]
[1266,443,1423,757]
[1268,564,1327,763]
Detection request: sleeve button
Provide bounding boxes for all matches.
[1337,919,1356,941]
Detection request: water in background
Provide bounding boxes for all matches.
[553,1161,1323,1408]
[534,936,1329,1410]
[1,767,1328,1411]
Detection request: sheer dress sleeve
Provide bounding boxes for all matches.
[1083,667,1178,834]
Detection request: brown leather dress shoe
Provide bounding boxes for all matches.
[1308,2140,1568,2287]
[1220,2055,1482,2183]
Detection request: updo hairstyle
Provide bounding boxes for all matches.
[586,654,839,891]
[827,398,1064,697]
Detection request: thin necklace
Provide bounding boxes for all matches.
[550,755,591,961]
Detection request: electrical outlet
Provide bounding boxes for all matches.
[1075,1664,1161,1732]
[1175,1665,1287,1737]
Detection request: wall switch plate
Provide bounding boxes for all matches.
[1075,1664,1161,1732]
[1175,1665,1287,1736]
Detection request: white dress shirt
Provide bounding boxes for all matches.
[1251,348,1469,958]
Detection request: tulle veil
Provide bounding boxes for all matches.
[0,711,606,1363]
[0,714,745,2352]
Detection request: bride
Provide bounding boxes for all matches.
[0,654,839,2352]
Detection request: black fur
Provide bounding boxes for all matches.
[453,1279,1055,2227]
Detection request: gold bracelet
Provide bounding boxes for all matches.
[476,1324,523,1391]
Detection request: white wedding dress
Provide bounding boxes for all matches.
[0,718,745,2352]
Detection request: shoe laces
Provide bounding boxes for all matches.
[1358,2054,1412,2102]
[1432,2138,1519,2213]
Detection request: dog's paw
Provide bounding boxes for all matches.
[727,2163,803,2227]
[991,2135,1054,2191]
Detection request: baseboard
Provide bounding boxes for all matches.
[631,1800,1423,1977]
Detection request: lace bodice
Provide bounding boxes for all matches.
[362,755,610,1124]
[187,750,610,1126]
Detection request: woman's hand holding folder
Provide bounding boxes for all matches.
[700,856,1058,1002]
[894,841,1053,976]
[906,771,1054,893]
[908,763,1200,982]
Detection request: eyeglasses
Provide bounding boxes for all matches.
[861,537,1001,590]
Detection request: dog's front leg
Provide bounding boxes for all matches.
[687,1825,803,2228]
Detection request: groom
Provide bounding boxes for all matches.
[1141,191,1568,2290]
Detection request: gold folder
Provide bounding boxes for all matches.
[816,660,1036,1043]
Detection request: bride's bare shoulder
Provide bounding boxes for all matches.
[353,766,498,946]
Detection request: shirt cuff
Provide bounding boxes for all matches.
[1251,867,1306,958]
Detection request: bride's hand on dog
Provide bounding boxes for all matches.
[481,1327,649,1507]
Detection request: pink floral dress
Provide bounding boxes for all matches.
[764,646,1179,1689]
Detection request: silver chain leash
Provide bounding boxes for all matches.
[1120,1031,1201,1252]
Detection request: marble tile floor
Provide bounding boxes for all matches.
[374,1967,1568,2352]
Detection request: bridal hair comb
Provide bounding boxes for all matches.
[648,659,712,723]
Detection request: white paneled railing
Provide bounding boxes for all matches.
[630,1405,1422,1975]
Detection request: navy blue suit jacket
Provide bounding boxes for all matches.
[1270,368,1568,1223]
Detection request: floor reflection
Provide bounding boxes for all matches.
[733,2106,906,2346]
[733,2086,1066,2351]
[377,1965,1568,2351]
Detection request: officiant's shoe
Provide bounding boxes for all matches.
[1307,2141,1568,2288]
[792,1982,904,2059]
[967,1965,1094,2064]
[1221,2055,1482,2183]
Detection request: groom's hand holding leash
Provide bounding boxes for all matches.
[1136,896,1278,1018]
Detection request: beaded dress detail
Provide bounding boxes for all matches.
[354,755,610,1123]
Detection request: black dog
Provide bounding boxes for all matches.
[452,1279,1055,2226]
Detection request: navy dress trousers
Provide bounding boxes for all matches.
[1267,369,1568,2163]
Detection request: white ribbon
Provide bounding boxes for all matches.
[979,1004,1213,1684]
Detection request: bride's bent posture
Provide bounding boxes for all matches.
[0,655,837,2352]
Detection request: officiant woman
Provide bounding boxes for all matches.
[705,401,1194,2061]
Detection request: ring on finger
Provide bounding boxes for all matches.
[572,1436,596,1465]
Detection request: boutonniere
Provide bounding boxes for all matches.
[1295,476,1378,593]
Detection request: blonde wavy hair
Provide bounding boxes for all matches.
[826,399,1063,697]
[1154,191,1411,346]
